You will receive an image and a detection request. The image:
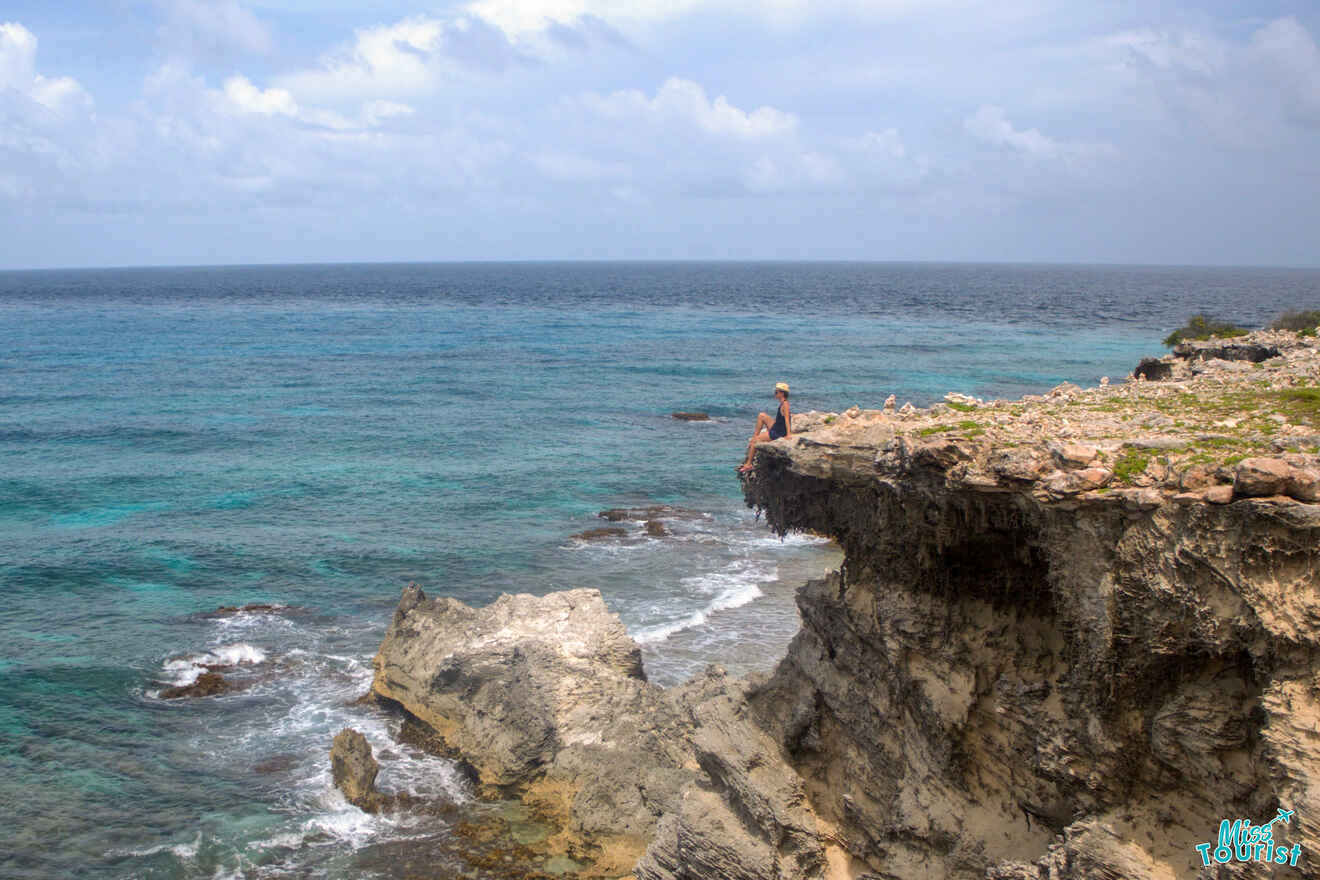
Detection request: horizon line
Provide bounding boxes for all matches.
[3,257,1320,273]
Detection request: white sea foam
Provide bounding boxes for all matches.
[160,643,268,686]
[303,792,391,848]
[632,559,774,645]
[745,532,831,547]
[111,834,201,861]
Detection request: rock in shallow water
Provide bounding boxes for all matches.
[370,586,827,879]
[158,671,237,699]
[569,526,629,540]
[331,728,381,811]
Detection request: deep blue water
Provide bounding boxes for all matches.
[2,261,1318,878]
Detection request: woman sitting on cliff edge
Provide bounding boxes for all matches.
[738,382,791,473]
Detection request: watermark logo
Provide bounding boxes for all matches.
[1195,808,1302,868]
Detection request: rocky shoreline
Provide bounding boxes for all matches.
[339,329,1320,879]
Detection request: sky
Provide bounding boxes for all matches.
[1,1,1318,268]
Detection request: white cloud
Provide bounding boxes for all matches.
[0,21,91,115]
[964,105,1056,156]
[963,104,1117,174]
[221,75,297,116]
[133,60,516,208]
[1115,16,1320,145]
[1247,17,1320,127]
[464,0,952,38]
[158,0,273,56]
[465,0,697,37]
[275,15,525,102]
[578,77,797,139]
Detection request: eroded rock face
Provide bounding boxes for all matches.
[742,427,1320,879]
[371,586,825,878]
[367,329,1320,880]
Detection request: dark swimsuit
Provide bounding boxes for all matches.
[768,405,788,440]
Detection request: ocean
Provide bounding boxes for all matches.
[2,261,1318,878]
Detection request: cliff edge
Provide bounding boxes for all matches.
[365,329,1320,879]
[742,329,1320,878]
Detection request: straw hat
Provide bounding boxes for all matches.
[774,382,790,393]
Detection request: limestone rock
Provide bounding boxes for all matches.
[331,728,381,810]
[1234,457,1293,496]
[1133,356,1173,381]
[743,405,1320,880]
[1050,443,1097,469]
[158,671,236,699]
[1173,340,1280,363]
[372,589,827,878]
[1286,467,1320,502]
[571,526,629,540]
[671,412,710,421]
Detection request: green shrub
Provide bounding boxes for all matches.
[1112,448,1150,484]
[1162,314,1249,347]
[1269,310,1320,333]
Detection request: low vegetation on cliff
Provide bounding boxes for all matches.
[765,327,1320,504]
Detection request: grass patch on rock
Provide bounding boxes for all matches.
[1270,310,1320,334]
[1162,314,1249,347]
[1112,449,1151,484]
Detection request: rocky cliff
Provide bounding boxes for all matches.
[363,329,1320,879]
[743,330,1320,879]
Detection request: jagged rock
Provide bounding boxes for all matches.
[158,671,236,699]
[1046,467,1111,496]
[201,602,293,618]
[571,526,629,540]
[645,519,669,537]
[990,448,1049,482]
[1173,340,1280,362]
[1133,357,1173,381]
[671,412,710,421]
[743,397,1320,880]
[372,590,829,878]
[331,728,381,810]
[1234,457,1293,496]
[1051,443,1097,469]
[1286,467,1320,502]
[1048,381,1083,397]
[883,394,896,411]
[598,505,705,522]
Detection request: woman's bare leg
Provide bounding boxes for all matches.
[754,412,772,434]
[739,429,771,471]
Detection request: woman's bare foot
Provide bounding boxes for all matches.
[737,463,754,473]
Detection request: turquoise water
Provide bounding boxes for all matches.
[2,262,1318,878]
